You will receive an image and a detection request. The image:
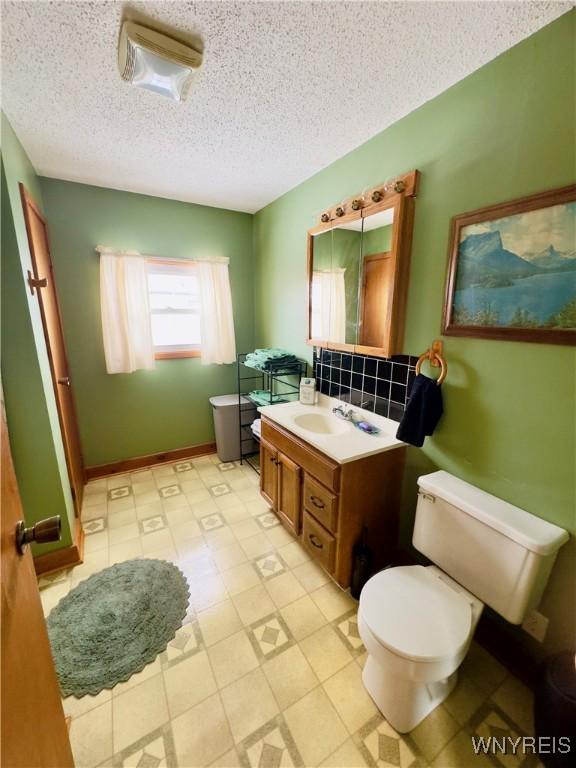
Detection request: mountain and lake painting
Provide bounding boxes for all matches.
[444,191,576,343]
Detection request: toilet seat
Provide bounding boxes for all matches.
[359,565,473,663]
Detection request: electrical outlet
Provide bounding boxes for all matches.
[522,610,549,642]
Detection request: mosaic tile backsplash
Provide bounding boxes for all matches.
[313,348,418,422]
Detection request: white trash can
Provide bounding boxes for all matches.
[209,395,256,462]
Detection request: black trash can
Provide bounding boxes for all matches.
[534,650,576,768]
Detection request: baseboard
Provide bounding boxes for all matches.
[85,441,217,480]
[34,517,84,576]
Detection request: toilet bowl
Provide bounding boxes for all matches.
[357,470,569,733]
[358,565,483,732]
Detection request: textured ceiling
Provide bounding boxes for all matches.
[1,1,571,213]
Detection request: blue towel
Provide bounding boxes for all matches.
[396,374,443,447]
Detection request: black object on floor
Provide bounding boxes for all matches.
[534,650,576,768]
[396,373,443,447]
[350,527,372,600]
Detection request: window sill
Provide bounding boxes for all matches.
[154,350,202,360]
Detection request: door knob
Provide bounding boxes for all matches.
[57,377,70,386]
[16,516,62,555]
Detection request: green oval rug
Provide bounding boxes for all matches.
[47,558,190,698]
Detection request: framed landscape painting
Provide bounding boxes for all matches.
[442,184,576,345]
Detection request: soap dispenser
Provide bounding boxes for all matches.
[299,377,316,405]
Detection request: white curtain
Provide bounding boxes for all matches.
[99,250,155,374]
[197,259,237,365]
[313,269,346,343]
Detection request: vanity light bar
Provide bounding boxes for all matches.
[318,169,420,224]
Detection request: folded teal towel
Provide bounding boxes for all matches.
[262,357,297,371]
[248,390,287,406]
[244,348,297,371]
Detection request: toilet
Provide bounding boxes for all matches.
[358,470,569,733]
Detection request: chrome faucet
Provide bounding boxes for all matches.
[332,404,354,421]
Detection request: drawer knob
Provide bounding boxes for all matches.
[309,533,323,549]
[310,495,325,509]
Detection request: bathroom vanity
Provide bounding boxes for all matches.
[258,397,406,588]
[256,170,418,587]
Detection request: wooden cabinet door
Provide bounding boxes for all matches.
[260,438,278,508]
[277,452,302,535]
[1,394,74,768]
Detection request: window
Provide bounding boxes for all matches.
[147,260,201,359]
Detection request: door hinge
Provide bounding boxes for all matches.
[27,270,48,295]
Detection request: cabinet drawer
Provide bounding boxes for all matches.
[302,512,336,573]
[303,475,338,533]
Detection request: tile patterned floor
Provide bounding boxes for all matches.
[38,454,536,768]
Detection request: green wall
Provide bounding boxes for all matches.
[362,224,392,257]
[40,179,254,467]
[1,115,74,551]
[254,12,576,659]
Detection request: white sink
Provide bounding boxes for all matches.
[292,412,349,435]
[258,395,405,464]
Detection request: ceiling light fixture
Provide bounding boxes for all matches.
[118,21,203,102]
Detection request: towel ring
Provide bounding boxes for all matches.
[415,351,447,385]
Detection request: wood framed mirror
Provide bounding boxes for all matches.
[306,170,419,358]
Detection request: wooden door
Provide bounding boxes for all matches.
[1,395,74,768]
[260,439,278,509]
[359,251,392,347]
[20,184,84,514]
[276,452,302,534]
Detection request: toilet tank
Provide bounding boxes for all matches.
[413,471,569,624]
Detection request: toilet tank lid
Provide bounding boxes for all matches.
[418,471,569,556]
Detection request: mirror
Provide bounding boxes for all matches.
[309,215,364,346]
[358,208,395,347]
[307,176,416,357]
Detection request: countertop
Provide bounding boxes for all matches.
[258,394,405,464]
